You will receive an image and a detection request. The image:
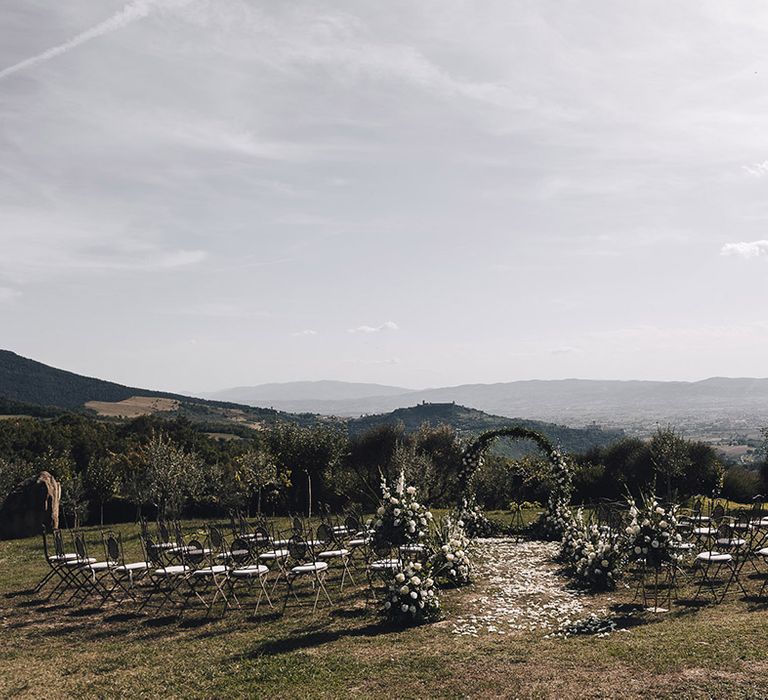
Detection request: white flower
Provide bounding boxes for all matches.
[400,585,410,595]
[413,562,422,571]
[410,591,418,599]
[409,605,416,614]
[384,601,391,609]
[406,486,417,495]
[651,540,659,548]
[395,573,405,583]
[634,546,642,554]
[411,576,421,586]
[376,506,385,516]
[390,497,399,505]
[401,604,409,613]
[659,521,668,530]
[601,560,609,567]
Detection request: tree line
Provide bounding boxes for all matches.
[0,413,765,526]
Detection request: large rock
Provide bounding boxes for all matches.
[0,471,61,539]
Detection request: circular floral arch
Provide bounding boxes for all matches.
[458,427,574,539]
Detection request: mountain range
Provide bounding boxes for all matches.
[0,350,622,452]
[206,377,768,435]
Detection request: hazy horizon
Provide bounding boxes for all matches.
[3,2,768,393]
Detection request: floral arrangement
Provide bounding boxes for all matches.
[558,509,622,590]
[431,515,472,586]
[456,495,500,539]
[532,449,576,542]
[372,471,433,549]
[624,495,681,569]
[382,560,441,624]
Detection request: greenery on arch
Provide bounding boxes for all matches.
[458,426,575,541]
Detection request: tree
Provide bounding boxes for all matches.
[233,444,285,515]
[85,454,120,526]
[139,433,205,519]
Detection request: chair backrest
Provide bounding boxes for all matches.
[158,520,170,543]
[316,523,333,548]
[292,516,304,536]
[185,538,206,568]
[208,525,225,551]
[144,536,164,568]
[41,528,53,563]
[229,537,252,566]
[712,504,726,524]
[345,515,361,534]
[104,532,121,565]
[53,529,67,558]
[174,521,185,547]
[73,531,88,560]
[288,537,308,563]
[253,525,270,545]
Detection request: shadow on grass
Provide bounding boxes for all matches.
[5,588,39,599]
[240,620,398,658]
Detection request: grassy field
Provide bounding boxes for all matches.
[3,515,768,699]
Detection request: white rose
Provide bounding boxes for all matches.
[400,585,410,595]
[411,576,421,586]
[406,486,417,495]
[376,506,385,516]
[394,508,401,516]
[384,601,391,609]
[413,562,422,571]
[390,497,399,505]
[410,591,418,599]
[395,573,405,583]
[401,604,409,613]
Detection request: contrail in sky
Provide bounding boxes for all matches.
[0,0,169,82]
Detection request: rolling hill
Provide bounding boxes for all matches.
[0,350,307,430]
[207,377,768,435]
[0,351,628,453]
[345,402,623,455]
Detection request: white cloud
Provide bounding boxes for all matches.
[720,240,768,259]
[292,329,318,337]
[0,0,188,82]
[549,346,580,355]
[743,161,768,177]
[348,321,399,334]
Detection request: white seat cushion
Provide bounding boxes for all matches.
[231,564,269,578]
[696,552,732,563]
[716,538,746,547]
[154,565,189,576]
[87,561,113,571]
[291,562,329,574]
[259,549,289,560]
[115,562,149,572]
[52,553,79,562]
[64,557,95,566]
[757,547,768,557]
[318,549,349,558]
[369,558,400,571]
[191,565,228,576]
[348,539,369,547]
[272,539,291,547]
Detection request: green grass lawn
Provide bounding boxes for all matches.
[3,516,768,699]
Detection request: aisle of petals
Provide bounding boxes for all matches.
[450,538,592,637]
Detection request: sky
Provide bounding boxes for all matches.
[1,0,768,393]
